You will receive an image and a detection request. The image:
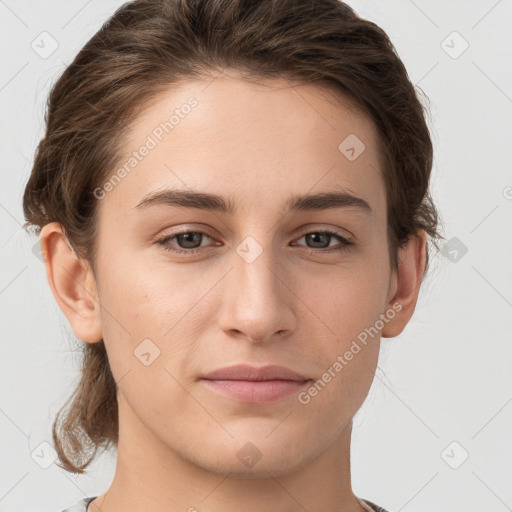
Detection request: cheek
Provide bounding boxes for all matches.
[99,246,188,330]
[96,252,213,378]
[302,258,388,343]
[294,257,388,403]
[294,267,385,424]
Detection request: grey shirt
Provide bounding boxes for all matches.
[58,495,391,512]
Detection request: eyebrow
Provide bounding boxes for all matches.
[133,188,372,215]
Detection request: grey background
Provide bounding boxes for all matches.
[1,1,511,511]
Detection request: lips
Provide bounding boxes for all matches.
[200,364,311,403]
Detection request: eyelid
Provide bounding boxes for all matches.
[294,224,355,244]
[156,224,353,243]
[154,225,218,242]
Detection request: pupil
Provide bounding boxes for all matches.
[178,232,201,248]
[307,232,329,248]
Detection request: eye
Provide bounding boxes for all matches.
[293,230,354,253]
[155,229,219,254]
[156,228,354,255]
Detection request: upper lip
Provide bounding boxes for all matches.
[202,364,309,382]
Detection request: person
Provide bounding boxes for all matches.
[22,0,442,511]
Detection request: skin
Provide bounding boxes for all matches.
[40,72,426,512]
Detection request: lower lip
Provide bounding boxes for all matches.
[201,379,310,403]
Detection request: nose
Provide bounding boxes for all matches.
[217,240,297,344]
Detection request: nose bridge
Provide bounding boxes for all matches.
[230,208,284,290]
[236,234,281,299]
[218,232,296,341]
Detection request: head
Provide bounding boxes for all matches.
[23,0,442,475]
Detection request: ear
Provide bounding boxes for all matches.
[381,229,427,338]
[39,222,103,343]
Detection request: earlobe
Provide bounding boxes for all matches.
[40,222,103,343]
[381,229,427,339]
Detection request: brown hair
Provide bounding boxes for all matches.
[22,0,443,473]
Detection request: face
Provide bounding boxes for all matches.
[54,73,405,477]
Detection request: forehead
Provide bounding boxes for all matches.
[98,73,385,219]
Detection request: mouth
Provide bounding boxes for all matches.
[200,364,311,403]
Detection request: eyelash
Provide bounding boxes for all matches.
[155,229,354,255]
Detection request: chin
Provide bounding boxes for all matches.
[186,436,313,478]
[199,454,309,479]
